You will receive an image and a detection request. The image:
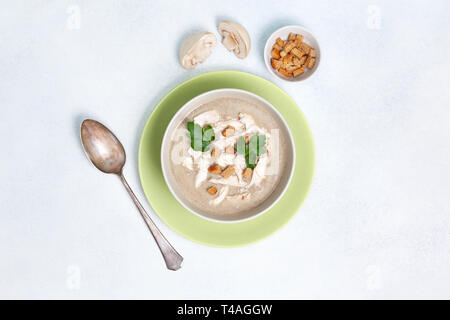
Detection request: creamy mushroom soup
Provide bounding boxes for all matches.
[169,97,288,217]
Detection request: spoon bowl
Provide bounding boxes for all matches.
[80,119,125,174]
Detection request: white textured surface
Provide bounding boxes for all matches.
[0,0,449,299]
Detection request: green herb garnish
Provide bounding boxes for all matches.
[187,122,215,152]
[202,125,215,142]
[236,136,246,155]
[236,135,266,169]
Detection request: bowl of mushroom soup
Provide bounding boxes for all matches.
[161,89,295,222]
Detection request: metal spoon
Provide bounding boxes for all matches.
[80,119,183,271]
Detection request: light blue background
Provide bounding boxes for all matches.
[0,0,449,299]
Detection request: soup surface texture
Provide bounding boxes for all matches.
[169,97,288,217]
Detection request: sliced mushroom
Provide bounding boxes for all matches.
[218,21,251,59]
[179,31,217,70]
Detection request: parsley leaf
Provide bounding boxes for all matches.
[236,136,246,155]
[237,134,266,169]
[202,125,215,142]
[187,122,215,152]
[257,135,266,156]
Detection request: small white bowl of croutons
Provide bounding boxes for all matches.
[264,25,320,82]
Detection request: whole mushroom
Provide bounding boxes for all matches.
[218,21,251,59]
[179,31,217,70]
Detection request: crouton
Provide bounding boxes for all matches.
[293,67,305,78]
[299,55,307,66]
[283,41,296,53]
[306,57,316,69]
[309,49,316,58]
[208,164,222,174]
[273,43,281,51]
[288,32,296,41]
[282,53,293,66]
[286,64,301,72]
[222,125,235,137]
[291,47,305,59]
[278,68,292,77]
[271,58,282,70]
[242,168,253,179]
[299,42,311,54]
[207,186,217,195]
[271,48,281,59]
[220,166,235,178]
[276,37,285,47]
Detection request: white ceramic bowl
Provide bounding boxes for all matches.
[161,88,295,223]
[264,25,321,82]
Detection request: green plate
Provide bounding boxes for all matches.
[138,71,314,247]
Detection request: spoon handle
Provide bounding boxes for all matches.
[119,173,183,271]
